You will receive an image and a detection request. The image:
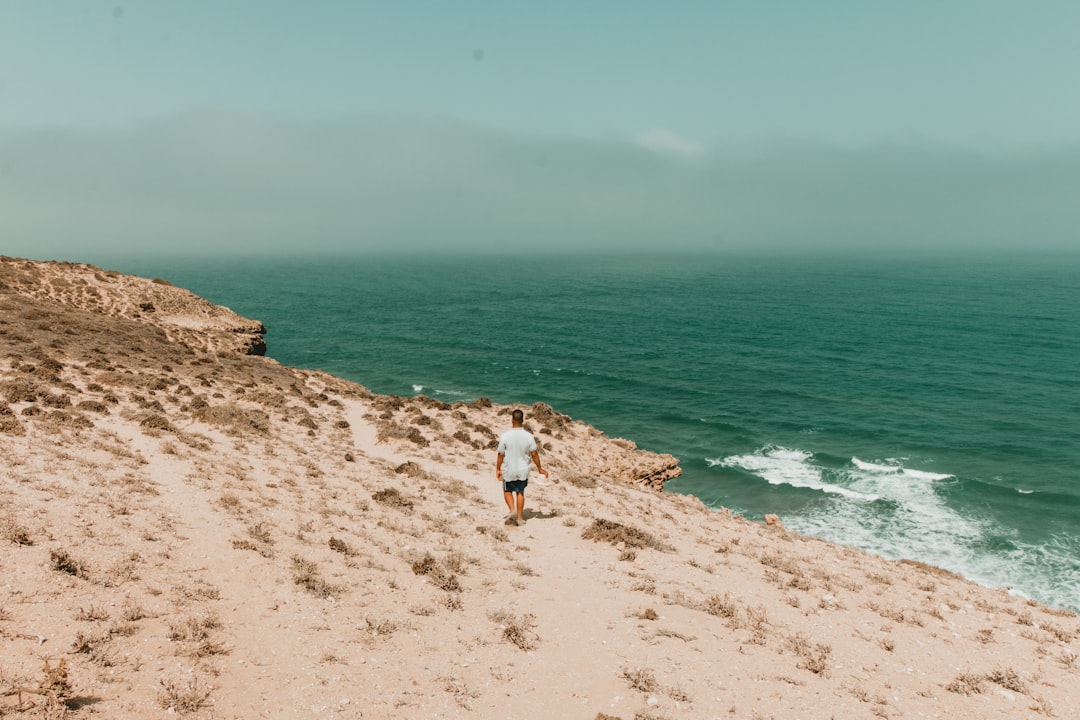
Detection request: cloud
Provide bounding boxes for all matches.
[635,128,705,159]
[0,111,1077,260]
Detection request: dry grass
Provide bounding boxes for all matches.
[787,633,832,675]
[158,674,211,714]
[411,552,462,593]
[1,514,32,546]
[372,487,414,511]
[49,549,88,578]
[328,536,356,556]
[581,518,671,552]
[290,555,345,598]
[704,592,738,619]
[621,665,658,693]
[946,673,985,695]
[489,611,539,651]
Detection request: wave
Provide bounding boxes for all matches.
[852,456,954,481]
[706,444,1080,611]
[708,446,879,501]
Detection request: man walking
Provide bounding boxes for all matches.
[496,408,548,526]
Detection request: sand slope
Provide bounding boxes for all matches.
[1,257,1077,719]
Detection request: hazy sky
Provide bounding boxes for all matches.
[2,1,1078,258]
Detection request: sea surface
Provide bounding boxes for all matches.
[106,253,1080,611]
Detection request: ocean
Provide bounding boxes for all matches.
[105,253,1080,612]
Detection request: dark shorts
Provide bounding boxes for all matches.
[503,479,528,493]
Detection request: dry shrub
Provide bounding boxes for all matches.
[491,612,538,651]
[986,667,1027,694]
[137,412,173,431]
[377,419,429,446]
[1,377,43,403]
[477,525,509,542]
[29,658,73,714]
[394,461,424,477]
[946,673,984,695]
[746,604,769,644]
[328,536,355,556]
[565,474,598,489]
[158,675,211,714]
[582,518,670,552]
[411,552,462,592]
[50,549,88,578]
[76,400,110,414]
[1040,622,1077,643]
[193,402,270,435]
[365,617,399,637]
[0,407,25,435]
[760,551,799,573]
[43,409,94,429]
[168,614,221,643]
[291,555,344,598]
[2,515,32,545]
[704,592,738,619]
[75,605,109,622]
[372,487,414,511]
[621,666,658,693]
[788,633,832,675]
[452,429,481,448]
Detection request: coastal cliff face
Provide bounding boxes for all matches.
[1,258,1077,720]
[0,257,267,356]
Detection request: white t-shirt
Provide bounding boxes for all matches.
[497,427,537,481]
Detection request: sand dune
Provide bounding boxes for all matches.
[1,257,1076,719]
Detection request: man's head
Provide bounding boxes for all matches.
[511,409,524,426]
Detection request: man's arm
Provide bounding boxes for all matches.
[530,450,548,477]
[496,452,504,480]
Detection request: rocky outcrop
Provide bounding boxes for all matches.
[0,257,267,356]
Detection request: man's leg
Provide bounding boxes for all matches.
[503,490,515,515]
[515,491,525,524]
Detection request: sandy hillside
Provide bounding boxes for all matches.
[1,256,1077,720]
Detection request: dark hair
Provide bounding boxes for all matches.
[511,409,524,423]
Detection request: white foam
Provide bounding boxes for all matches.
[853,456,953,481]
[711,447,1078,612]
[852,457,900,473]
[902,468,954,481]
[412,384,424,394]
[712,447,878,501]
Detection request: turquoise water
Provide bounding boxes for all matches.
[107,253,1080,611]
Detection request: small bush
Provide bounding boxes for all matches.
[328,536,355,556]
[704,593,738,618]
[946,673,985,695]
[158,675,211,713]
[50,549,88,577]
[621,666,658,693]
[373,487,414,511]
[291,555,344,598]
[986,667,1027,694]
[582,518,670,552]
[496,613,539,651]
